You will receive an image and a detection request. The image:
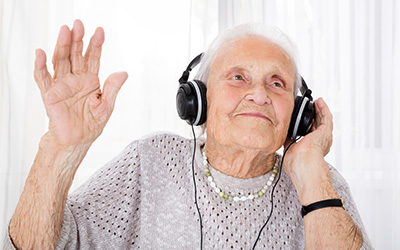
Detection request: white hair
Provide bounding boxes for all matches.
[194,23,301,96]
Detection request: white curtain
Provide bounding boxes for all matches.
[218,0,399,249]
[0,0,218,243]
[1,0,399,249]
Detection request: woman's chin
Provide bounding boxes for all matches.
[207,122,286,151]
[226,130,281,151]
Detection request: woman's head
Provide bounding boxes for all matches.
[199,23,299,152]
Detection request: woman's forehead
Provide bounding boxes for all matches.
[211,36,296,81]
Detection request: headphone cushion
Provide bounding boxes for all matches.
[191,80,207,126]
[288,96,314,139]
[298,100,314,136]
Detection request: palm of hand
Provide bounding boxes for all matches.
[45,73,104,146]
[35,20,127,148]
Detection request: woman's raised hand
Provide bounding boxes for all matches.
[34,20,128,148]
[9,21,127,249]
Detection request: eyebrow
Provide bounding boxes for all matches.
[222,66,247,77]
[223,64,293,83]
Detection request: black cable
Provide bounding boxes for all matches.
[252,138,299,250]
[191,124,203,250]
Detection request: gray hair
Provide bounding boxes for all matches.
[194,23,301,96]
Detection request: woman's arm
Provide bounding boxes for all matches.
[8,135,91,249]
[284,98,363,249]
[291,156,363,249]
[8,20,128,249]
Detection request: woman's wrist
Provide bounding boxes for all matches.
[40,131,93,152]
[284,152,338,205]
[297,174,339,206]
[37,132,92,181]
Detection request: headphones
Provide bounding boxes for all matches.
[176,53,315,139]
[176,53,207,126]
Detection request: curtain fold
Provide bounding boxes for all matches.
[0,0,36,242]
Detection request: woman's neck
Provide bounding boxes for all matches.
[204,137,276,179]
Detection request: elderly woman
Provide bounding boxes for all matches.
[6,20,372,249]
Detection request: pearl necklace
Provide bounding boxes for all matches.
[201,149,279,201]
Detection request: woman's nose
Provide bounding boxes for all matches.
[244,82,271,106]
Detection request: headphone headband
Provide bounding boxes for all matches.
[300,77,313,101]
[179,53,203,84]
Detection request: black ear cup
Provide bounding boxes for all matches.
[177,54,207,126]
[176,80,207,126]
[287,79,315,140]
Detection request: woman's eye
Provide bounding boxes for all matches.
[271,81,283,88]
[232,75,244,81]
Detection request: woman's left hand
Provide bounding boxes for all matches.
[283,98,337,204]
[285,97,333,159]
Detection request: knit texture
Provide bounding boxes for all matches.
[5,133,373,249]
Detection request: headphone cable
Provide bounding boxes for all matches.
[251,138,299,250]
[191,124,203,250]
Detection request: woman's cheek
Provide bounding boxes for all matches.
[276,100,294,135]
[206,108,227,145]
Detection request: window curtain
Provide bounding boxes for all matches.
[1,0,398,249]
[0,0,218,243]
[218,0,399,249]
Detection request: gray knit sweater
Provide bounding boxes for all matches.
[5,133,372,249]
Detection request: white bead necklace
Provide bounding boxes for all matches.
[201,149,279,201]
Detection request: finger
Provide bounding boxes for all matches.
[102,71,128,109]
[314,98,333,131]
[70,20,85,74]
[84,27,104,75]
[34,49,53,92]
[52,25,72,78]
[314,98,333,152]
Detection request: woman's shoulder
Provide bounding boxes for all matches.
[132,132,195,152]
[116,132,192,155]
[138,131,192,144]
[123,132,205,163]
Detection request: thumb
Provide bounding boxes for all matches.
[103,71,128,108]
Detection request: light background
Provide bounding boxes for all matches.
[1,0,399,249]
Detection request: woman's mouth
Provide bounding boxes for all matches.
[236,112,272,122]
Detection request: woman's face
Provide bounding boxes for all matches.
[206,36,295,152]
